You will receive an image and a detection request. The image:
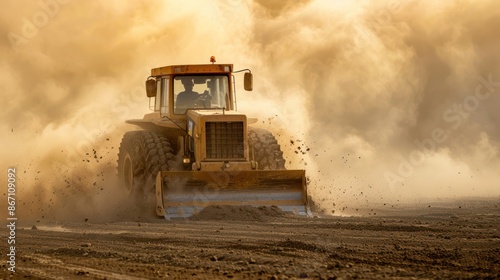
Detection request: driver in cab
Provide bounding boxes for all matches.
[176,78,200,111]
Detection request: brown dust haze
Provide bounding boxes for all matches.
[1,0,499,221]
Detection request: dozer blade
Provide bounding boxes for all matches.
[155,170,308,219]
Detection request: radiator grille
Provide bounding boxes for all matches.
[205,121,244,159]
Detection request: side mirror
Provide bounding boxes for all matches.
[145,78,157,98]
[244,72,253,91]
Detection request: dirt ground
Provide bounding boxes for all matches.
[2,199,499,279]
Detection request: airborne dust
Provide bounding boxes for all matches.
[1,0,499,222]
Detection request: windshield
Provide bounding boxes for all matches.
[174,75,229,114]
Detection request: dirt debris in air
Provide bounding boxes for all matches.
[190,205,293,222]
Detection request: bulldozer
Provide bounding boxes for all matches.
[117,57,308,219]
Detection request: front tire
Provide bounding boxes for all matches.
[248,128,286,170]
[117,131,178,198]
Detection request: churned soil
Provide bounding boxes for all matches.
[1,200,499,279]
[190,205,293,222]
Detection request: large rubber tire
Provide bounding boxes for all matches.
[248,128,286,170]
[117,131,179,198]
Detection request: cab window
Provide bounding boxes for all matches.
[173,75,229,114]
[154,79,161,111]
[161,77,169,114]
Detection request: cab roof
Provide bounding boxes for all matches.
[151,64,233,77]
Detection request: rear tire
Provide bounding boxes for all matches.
[248,128,286,170]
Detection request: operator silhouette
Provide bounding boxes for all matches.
[176,78,200,110]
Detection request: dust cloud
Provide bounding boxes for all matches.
[240,0,500,214]
[1,0,499,221]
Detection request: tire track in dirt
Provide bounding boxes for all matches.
[20,254,147,280]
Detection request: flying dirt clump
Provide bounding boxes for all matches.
[190,205,294,222]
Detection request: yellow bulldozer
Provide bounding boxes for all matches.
[117,57,308,219]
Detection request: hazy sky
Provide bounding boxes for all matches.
[1,0,499,219]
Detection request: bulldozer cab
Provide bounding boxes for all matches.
[145,63,249,118]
